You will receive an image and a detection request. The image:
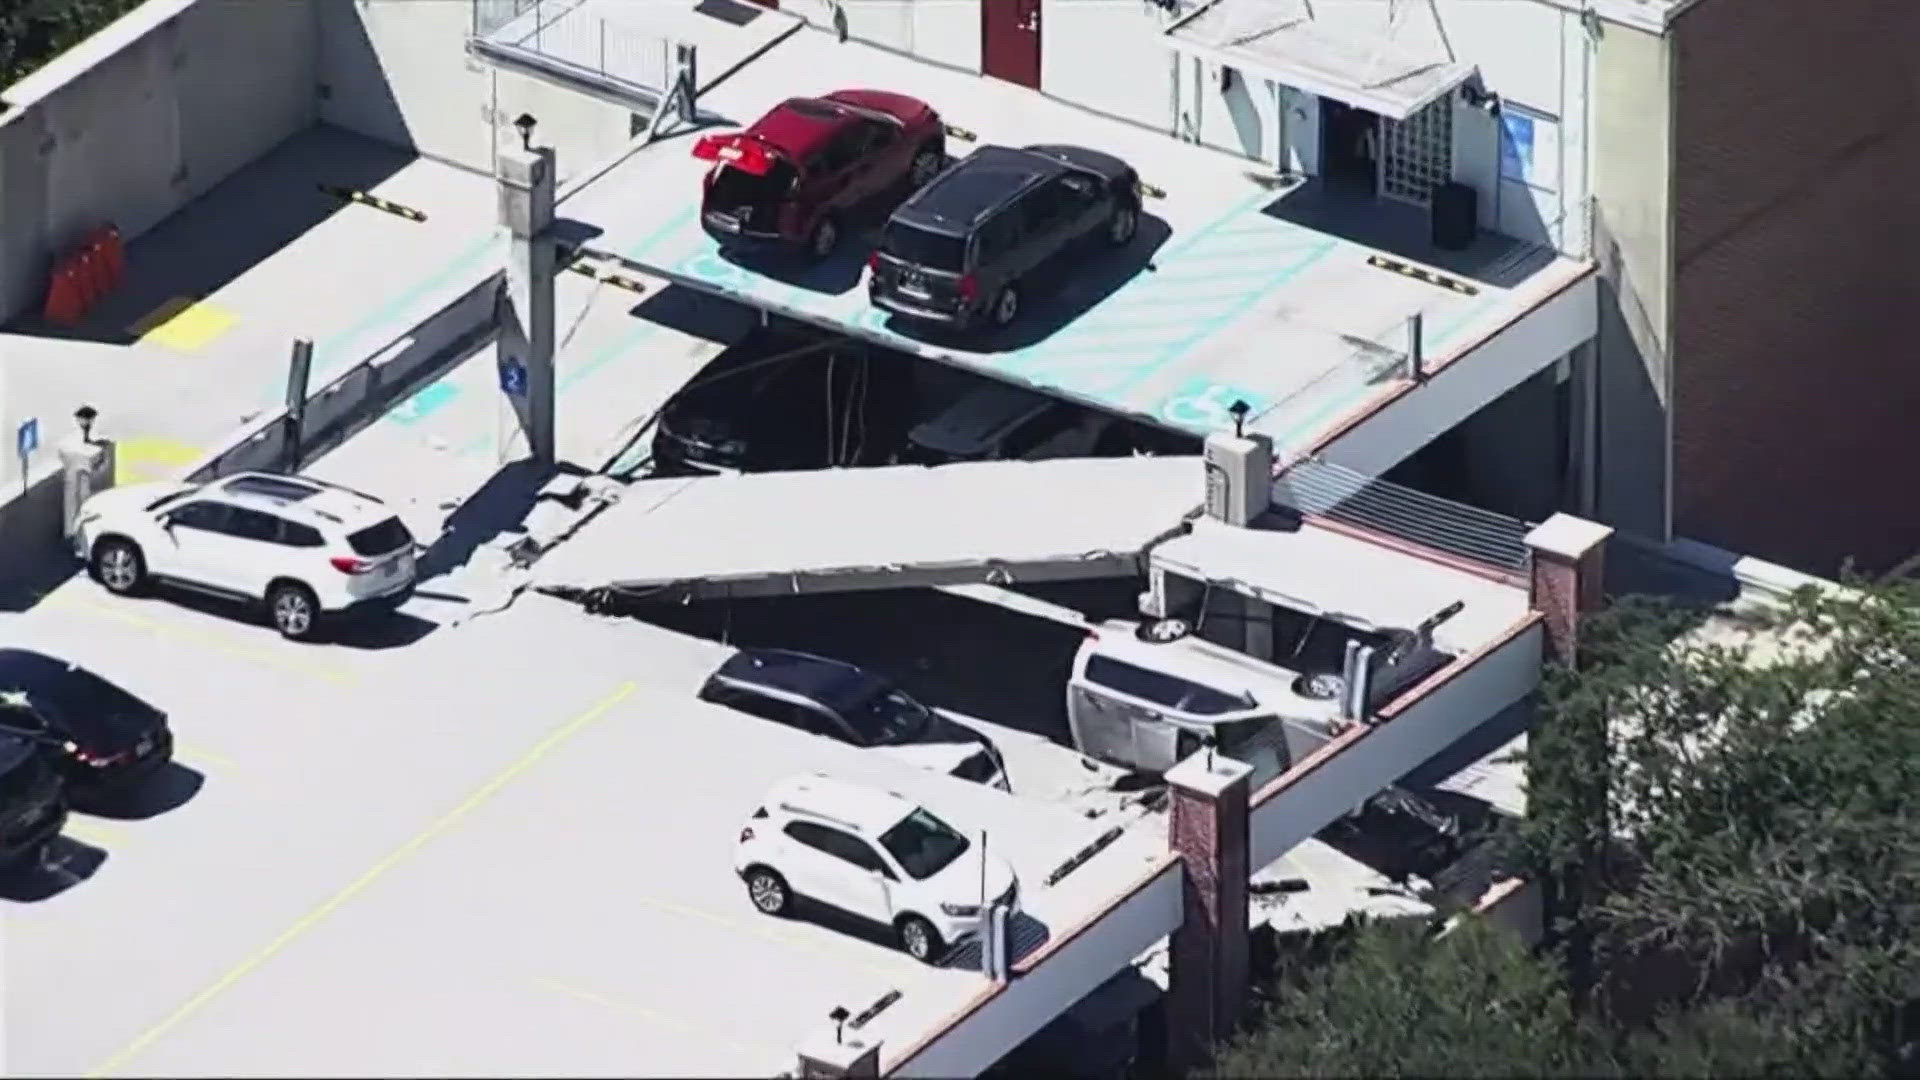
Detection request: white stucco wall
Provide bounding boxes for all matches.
[1044,0,1177,130]
[315,0,636,185]
[1437,0,1592,254]
[779,0,981,72]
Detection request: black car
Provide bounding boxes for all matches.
[868,143,1141,332]
[699,648,1008,788]
[0,733,67,871]
[651,327,916,475]
[0,649,172,798]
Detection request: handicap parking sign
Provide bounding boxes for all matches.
[1158,379,1267,432]
[499,358,528,397]
[16,418,38,459]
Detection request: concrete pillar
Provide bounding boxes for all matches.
[496,144,557,467]
[795,1026,881,1078]
[59,437,115,542]
[1525,513,1614,664]
[1166,750,1252,1072]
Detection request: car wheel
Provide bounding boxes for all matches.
[744,866,791,916]
[805,215,840,262]
[1109,202,1140,246]
[908,143,944,189]
[267,582,321,642]
[92,538,147,596]
[898,915,943,963]
[990,283,1020,327]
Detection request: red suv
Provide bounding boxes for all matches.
[694,90,947,262]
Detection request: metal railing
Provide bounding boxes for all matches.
[1274,457,1533,575]
[470,0,673,98]
[472,0,538,37]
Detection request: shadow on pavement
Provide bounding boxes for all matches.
[630,588,1087,745]
[3,125,415,346]
[80,762,205,821]
[0,837,107,903]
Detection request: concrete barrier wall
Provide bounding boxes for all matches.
[1249,615,1545,872]
[0,0,318,321]
[0,464,70,593]
[315,0,636,187]
[883,854,1184,1078]
[184,265,502,482]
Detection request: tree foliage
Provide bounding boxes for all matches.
[1207,917,1610,1079]
[1517,580,1920,1074]
[2,0,147,89]
[1212,579,1920,1077]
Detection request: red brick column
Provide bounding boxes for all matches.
[1525,513,1614,664]
[1166,751,1253,1071]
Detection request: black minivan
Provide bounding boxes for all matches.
[868,144,1140,333]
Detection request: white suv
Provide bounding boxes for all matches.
[74,471,418,641]
[734,773,1018,963]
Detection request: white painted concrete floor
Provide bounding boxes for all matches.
[1,581,1144,1076]
[561,27,1591,454]
[0,125,499,488]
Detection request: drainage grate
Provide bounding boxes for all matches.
[694,0,763,26]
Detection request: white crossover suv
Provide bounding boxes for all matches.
[734,774,1019,963]
[74,471,418,641]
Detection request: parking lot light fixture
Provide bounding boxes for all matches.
[829,1005,851,1045]
[1228,399,1250,439]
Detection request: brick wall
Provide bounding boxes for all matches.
[1670,0,1920,576]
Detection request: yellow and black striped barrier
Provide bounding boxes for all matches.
[565,257,647,296]
[943,123,978,143]
[1366,254,1479,297]
[317,184,427,223]
[1136,180,1168,200]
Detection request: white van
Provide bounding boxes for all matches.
[1066,619,1351,790]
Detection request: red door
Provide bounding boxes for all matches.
[982,0,1042,90]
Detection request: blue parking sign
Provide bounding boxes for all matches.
[16,418,38,459]
[499,358,528,397]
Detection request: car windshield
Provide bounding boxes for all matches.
[881,223,966,272]
[840,684,933,746]
[878,808,971,881]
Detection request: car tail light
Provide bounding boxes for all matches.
[957,274,978,301]
[867,252,881,272]
[330,555,373,574]
[74,747,130,768]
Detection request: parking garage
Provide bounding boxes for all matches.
[2,11,1602,1078]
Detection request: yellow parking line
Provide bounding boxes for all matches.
[86,681,637,1079]
[635,894,921,983]
[171,739,238,772]
[113,437,203,486]
[535,977,775,1051]
[45,594,355,686]
[63,818,127,848]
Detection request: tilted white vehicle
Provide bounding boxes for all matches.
[734,774,1018,963]
[73,471,418,641]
